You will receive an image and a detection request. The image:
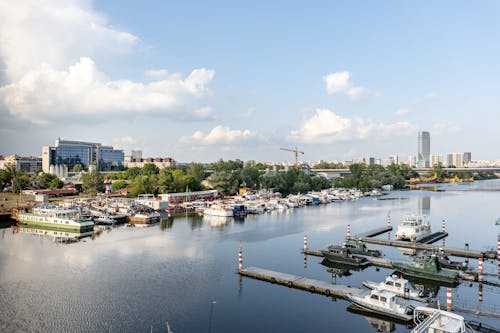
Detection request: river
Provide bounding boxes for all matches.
[1,180,499,332]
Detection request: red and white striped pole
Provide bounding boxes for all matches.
[446,288,452,311]
[497,235,500,275]
[441,219,446,233]
[478,257,483,282]
[303,234,307,252]
[347,224,351,240]
[238,246,243,271]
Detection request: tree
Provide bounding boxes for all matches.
[141,163,160,176]
[349,163,365,188]
[111,180,128,191]
[240,165,260,189]
[129,175,157,197]
[49,178,63,189]
[81,170,104,195]
[186,163,207,182]
[72,164,83,172]
[208,170,240,195]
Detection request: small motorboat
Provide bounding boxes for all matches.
[363,275,430,302]
[347,288,424,322]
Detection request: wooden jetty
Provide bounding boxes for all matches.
[239,266,365,299]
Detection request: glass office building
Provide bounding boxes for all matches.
[42,138,124,172]
[417,131,430,168]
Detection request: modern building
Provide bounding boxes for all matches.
[463,152,472,165]
[417,131,430,168]
[388,155,399,165]
[0,155,42,173]
[446,153,464,168]
[430,154,443,167]
[407,155,417,168]
[124,155,176,169]
[42,138,124,173]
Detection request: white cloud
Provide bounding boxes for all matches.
[180,126,257,145]
[144,69,169,79]
[289,109,413,144]
[0,0,215,124]
[396,108,410,116]
[323,71,369,100]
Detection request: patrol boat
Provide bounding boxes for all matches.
[392,255,460,285]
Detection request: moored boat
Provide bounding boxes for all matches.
[411,306,471,333]
[363,275,430,302]
[321,244,370,267]
[343,239,382,257]
[395,213,431,242]
[17,205,94,232]
[392,255,460,285]
[203,204,234,217]
[347,288,424,322]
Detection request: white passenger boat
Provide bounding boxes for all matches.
[203,204,234,217]
[363,275,430,302]
[347,288,424,322]
[16,205,94,232]
[395,213,431,242]
[411,306,471,333]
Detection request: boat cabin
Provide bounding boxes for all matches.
[366,289,398,309]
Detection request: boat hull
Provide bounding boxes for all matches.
[18,215,94,232]
[346,294,413,322]
[321,251,369,267]
[391,263,459,285]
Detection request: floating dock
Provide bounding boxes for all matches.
[416,232,448,244]
[356,236,497,260]
[355,226,392,238]
[239,267,365,299]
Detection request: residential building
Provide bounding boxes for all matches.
[463,152,472,165]
[407,155,417,168]
[417,131,430,168]
[388,155,398,165]
[430,154,443,167]
[0,155,42,173]
[124,155,176,169]
[42,138,124,173]
[446,153,463,167]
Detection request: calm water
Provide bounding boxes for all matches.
[1,181,500,332]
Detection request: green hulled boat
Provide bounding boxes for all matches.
[17,205,94,232]
[391,255,460,285]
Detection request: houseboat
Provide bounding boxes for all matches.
[395,213,432,242]
[17,205,94,232]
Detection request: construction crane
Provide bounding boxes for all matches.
[280,146,304,165]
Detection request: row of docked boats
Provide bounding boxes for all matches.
[199,188,373,218]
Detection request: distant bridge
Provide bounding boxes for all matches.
[312,167,500,179]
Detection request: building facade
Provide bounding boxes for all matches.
[417,131,430,168]
[124,156,176,169]
[0,155,42,173]
[463,152,472,165]
[430,154,443,167]
[407,155,417,168]
[42,138,124,173]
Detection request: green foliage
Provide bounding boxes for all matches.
[36,172,62,189]
[81,170,105,195]
[314,161,344,169]
[186,163,207,182]
[111,179,128,191]
[209,170,240,195]
[335,163,416,190]
[129,175,157,197]
[141,163,160,176]
[240,165,260,188]
[72,164,83,172]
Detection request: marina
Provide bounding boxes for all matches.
[1,181,500,332]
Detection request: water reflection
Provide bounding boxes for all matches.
[418,196,430,216]
[17,225,93,243]
[346,304,410,332]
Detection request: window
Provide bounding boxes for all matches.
[371,295,379,300]
[380,297,387,303]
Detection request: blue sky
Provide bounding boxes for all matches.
[1,1,499,163]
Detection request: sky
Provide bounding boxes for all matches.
[1,0,499,163]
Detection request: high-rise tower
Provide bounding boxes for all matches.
[417,131,430,168]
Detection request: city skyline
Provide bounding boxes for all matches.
[1,1,500,162]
